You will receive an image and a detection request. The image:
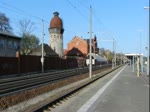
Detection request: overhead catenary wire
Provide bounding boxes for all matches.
[0,0,112,40]
[0,1,42,21]
[66,0,89,23]
[77,0,117,42]
[0,0,119,53]
[0,1,54,43]
[0,0,51,31]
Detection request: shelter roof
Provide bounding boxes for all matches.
[30,44,58,57]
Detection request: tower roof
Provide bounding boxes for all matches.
[50,12,63,29]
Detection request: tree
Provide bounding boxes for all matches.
[0,12,13,32]
[20,34,39,55]
[99,48,106,56]
[18,19,36,36]
[18,19,39,55]
[104,50,113,62]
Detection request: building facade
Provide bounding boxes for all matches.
[67,36,88,56]
[0,31,21,57]
[65,35,99,57]
[48,12,64,57]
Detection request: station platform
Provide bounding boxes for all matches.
[51,65,149,112]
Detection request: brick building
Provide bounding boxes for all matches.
[64,35,99,58]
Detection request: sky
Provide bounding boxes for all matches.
[0,0,149,56]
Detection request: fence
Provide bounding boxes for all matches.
[0,55,84,75]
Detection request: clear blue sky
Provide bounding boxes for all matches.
[0,0,149,56]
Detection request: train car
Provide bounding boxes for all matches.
[86,53,107,65]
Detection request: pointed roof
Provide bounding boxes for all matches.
[30,44,58,57]
[68,36,87,45]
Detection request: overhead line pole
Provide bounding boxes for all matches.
[112,38,115,68]
[89,6,92,78]
[41,19,44,73]
[144,6,149,76]
[114,39,116,68]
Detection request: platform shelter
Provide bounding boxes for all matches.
[125,53,143,73]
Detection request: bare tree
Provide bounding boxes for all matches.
[18,19,39,55]
[0,12,13,32]
[18,19,36,36]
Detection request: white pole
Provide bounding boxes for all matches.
[89,6,92,78]
[41,19,44,73]
[144,6,149,76]
[137,30,143,73]
[115,39,116,67]
[141,55,143,73]
[132,56,134,72]
[137,56,140,77]
[112,38,114,69]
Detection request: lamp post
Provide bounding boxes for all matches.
[144,6,149,76]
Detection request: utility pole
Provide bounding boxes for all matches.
[115,39,116,67]
[89,6,92,78]
[41,19,44,73]
[114,39,116,68]
[144,6,149,76]
[113,38,115,68]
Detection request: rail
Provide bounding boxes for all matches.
[0,64,111,97]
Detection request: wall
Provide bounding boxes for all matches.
[67,37,88,56]
[0,55,84,75]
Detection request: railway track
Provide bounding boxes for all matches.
[31,65,122,112]
[0,64,111,97]
[1,64,119,111]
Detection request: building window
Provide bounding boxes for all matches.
[14,41,18,49]
[0,39,5,48]
[8,40,12,48]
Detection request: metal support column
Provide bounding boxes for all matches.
[132,56,134,72]
[89,6,92,78]
[41,19,44,73]
[137,56,140,77]
[141,55,143,73]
